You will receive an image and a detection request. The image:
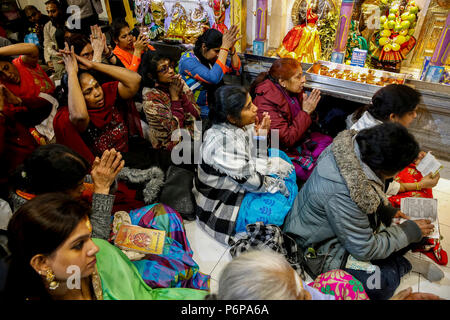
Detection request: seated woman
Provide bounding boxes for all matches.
[346,84,445,266]
[0,43,55,100]
[251,58,332,182]
[179,26,242,118]
[0,84,53,199]
[193,85,297,245]
[10,144,124,239]
[5,193,208,300]
[53,43,169,207]
[64,28,115,85]
[346,84,440,204]
[283,123,443,300]
[208,250,441,300]
[110,19,154,72]
[139,53,200,150]
[9,144,210,291]
[0,43,57,149]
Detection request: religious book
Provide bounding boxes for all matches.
[416,152,443,178]
[114,224,166,255]
[400,197,440,239]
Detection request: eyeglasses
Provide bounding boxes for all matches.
[157,63,175,74]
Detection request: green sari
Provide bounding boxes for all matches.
[92,238,209,300]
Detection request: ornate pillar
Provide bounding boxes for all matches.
[255,0,268,41]
[430,11,450,67]
[331,0,355,63]
[230,0,247,52]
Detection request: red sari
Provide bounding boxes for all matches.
[53,81,145,212]
[53,81,143,164]
[3,56,55,100]
[388,163,433,208]
[0,97,53,197]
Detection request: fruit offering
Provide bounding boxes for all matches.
[369,0,419,65]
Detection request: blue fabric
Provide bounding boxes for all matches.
[235,149,298,233]
[179,51,242,118]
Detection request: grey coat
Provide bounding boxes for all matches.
[283,130,422,272]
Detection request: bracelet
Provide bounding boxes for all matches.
[220,47,229,52]
[416,182,421,190]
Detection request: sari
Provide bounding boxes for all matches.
[93,238,208,300]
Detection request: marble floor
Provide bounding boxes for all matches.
[184,175,450,299]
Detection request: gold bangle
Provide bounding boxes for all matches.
[416,182,421,190]
[220,47,229,52]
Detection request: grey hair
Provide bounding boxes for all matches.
[217,250,300,300]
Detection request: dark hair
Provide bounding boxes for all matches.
[65,33,90,56]
[250,58,302,98]
[44,0,61,7]
[353,84,421,123]
[0,56,13,63]
[194,28,223,67]
[23,5,39,14]
[209,85,248,125]
[369,84,421,121]
[56,69,99,107]
[138,51,172,88]
[12,144,90,195]
[110,18,130,43]
[6,193,91,300]
[356,122,420,177]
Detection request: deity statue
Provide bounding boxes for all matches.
[209,0,230,34]
[185,2,211,44]
[165,1,188,42]
[277,0,323,63]
[148,0,168,40]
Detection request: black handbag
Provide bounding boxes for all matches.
[159,165,196,221]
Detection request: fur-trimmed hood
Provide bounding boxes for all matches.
[331,129,389,215]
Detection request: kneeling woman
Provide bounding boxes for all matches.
[251,58,332,182]
[5,193,208,300]
[193,86,298,245]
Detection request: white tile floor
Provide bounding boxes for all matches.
[185,178,450,299]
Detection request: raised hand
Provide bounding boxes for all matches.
[169,75,184,100]
[302,89,321,115]
[59,42,78,75]
[90,25,106,61]
[255,112,271,136]
[222,25,242,50]
[91,149,125,195]
[134,32,149,52]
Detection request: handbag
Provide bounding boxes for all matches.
[159,165,196,221]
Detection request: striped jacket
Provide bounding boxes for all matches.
[192,123,284,245]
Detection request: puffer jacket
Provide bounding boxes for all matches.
[283,129,423,273]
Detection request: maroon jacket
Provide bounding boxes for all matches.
[253,79,312,150]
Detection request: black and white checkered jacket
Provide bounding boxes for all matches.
[193,123,283,245]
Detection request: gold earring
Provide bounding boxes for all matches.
[46,269,59,290]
